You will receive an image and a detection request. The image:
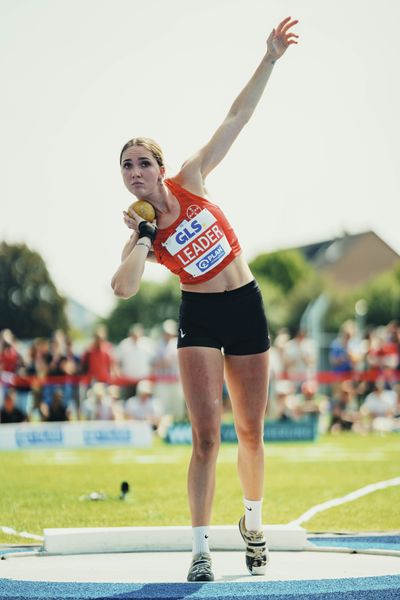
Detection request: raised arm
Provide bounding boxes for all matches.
[180,17,298,182]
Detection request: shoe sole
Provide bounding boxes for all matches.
[187,574,215,582]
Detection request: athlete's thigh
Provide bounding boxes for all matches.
[224,351,270,426]
[178,346,224,430]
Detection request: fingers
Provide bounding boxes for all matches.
[124,208,144,223]
[276,16,291,33]
[276,16,298,36]
[272,17,299,48]
[285,33,299,45]
[282,19,298,35]
[274,17,299,37]
[123,210,142,231]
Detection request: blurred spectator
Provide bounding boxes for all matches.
[0,329,29,412]
[270,329,290,377]
[354,380,372,407]
[107,385,124,420]
[125,379,172,436]
[81,328,118,384]
[386,321,400,370]
[394,383,400,423]
[47,330,67,373]
[40,387,70,422]
[81,382,117,420]
[117,324,154,398]
[54,336,81,417]
[360,380,396,431]
[125,379,162,424]
[151,319,186,421]
[24,338,49,377]
[0,387,28,423]
[366,325,399,372]
[60,337,81,375]
[0,329,23,375]
[329,320,363,374]
[269,329,290,400]
[329,380,361,433]
[22,337,52,415]
[291,380,330,432]
[283,328,316,389]
[266,379,296,421]
[29,395,44,422]
[42,332,66,406]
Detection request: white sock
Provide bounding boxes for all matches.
[192,526,210,555]
[244,498,263,532]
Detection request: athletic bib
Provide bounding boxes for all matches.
[153,179,241,284]
[162,208,232,278]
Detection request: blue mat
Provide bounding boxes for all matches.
[309,536,400,552]
[0,576,400,599]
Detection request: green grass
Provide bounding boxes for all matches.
[0,433,399,544]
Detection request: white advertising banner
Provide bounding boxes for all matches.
[0,421,153,450]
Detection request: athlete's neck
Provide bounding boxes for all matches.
[141,184,173,216]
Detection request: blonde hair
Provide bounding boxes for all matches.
[119,137,164,167]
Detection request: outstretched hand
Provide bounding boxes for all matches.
[267,17,299,61]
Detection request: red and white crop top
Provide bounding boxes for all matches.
[152,178,241,284]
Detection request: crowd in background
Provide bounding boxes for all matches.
[1,319,400,435]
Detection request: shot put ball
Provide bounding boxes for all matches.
[128,200,156,222]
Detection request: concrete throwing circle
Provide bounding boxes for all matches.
[1,550,400,598]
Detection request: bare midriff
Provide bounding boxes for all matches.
[180,253,254,293]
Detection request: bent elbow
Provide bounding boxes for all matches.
[112,282,139,299]
[228,109,251,126]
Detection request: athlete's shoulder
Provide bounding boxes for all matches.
[170,161,207,197]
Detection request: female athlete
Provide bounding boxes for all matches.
[112,16,299,582]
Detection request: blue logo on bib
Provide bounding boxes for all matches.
[196,244,225,272]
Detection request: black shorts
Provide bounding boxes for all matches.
[177,280,271,355]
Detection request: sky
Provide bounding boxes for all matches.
[1,0,399,316]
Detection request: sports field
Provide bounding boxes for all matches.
[1,433,399,544]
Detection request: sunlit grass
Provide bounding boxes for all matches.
[0,433,399,544]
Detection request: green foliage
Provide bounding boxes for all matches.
[324,291,356,333]
[256,279,288,337]
[325,262,400,332]
[256,254,400,336]
[251,249,322,336]
[285,275,325,335]
[361,267,400,326]
[0,242,68,338]
[250,249,314,294]
[105,277,181,342]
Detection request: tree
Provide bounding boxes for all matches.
[256,278,288,337]
[249,249,314,294]
[104,277,181,342]
[0,242,68,338]
[360,265,400,327]
[324,262,400,332]
[285,275,325,335]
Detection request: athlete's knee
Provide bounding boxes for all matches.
[236,424,264,450]
[192,429,220,459]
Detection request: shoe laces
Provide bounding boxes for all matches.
[191,553,212,575]
[244,528,266,562]
[250,545,266,564]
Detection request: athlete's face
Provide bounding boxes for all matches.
[121,146,163,198]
